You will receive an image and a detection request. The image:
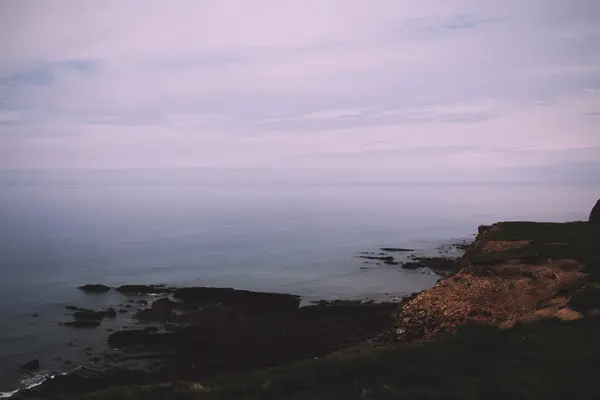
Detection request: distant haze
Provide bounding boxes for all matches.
[1,1,599,182]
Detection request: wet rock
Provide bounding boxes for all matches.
[65,306,94,313]
[115,285,173,295]
[62,320,101,328]
[20,359,40,371]
[134,298,174,321]
[590,199,600,223]
[358,255,395,262]
[413,257,456,272]
[401,262,424,270]
[118,309,128,314]
[73,311,106,321]
[136,300,149,305]
[78,284,112,293]
[107,329,174,348]
[173,287,301,310]
[104,308,117,318]
[380,248,415,252]
[384,260,400,265]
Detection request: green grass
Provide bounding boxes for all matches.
[81,317,600,400]
[468,222,600,279]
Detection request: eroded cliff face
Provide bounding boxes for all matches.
[395,222,600,342]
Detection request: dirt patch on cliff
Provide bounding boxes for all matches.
[395,261,586,341]
[482,240,530,252]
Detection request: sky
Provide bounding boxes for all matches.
[0,0,599,182]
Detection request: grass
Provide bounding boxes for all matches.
[468,222,600,279]
[81,318,600,400]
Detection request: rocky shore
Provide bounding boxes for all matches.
[9,202,600,399]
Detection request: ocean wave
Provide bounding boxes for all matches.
[0,371,69,399]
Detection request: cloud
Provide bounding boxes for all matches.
[0,0,599,180]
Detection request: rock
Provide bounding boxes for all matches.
[73,311,105,321]
[173,287,301,310]
[65,306,94,313]
[134,298,174,321]
[115,285,173,295]
[107,330,174,348]
[358,255,395,262]
[62,320,101,328]
[401,262,424,270]
[136,300,149,305]
[384,260,400,265]
[118,309,128,314]
[104,308,117,318]
[78,284,112,293]
[590,199,600,223]
[413,257,456,272]
[380,248,415,252]
[20,359,40,371]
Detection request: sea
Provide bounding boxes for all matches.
[0,171,597,394]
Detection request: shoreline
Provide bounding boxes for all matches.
[9,217,600,398]
[3,242,462,398]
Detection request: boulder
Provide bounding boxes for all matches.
[115,285,173,295]
[104,308,117,318]
[401,262,424,270]
[20,359,40,371]
[358,255,395,262]
[107,329,174,348]
[62,320,101,328]
[73,311,105,321]
[590,199,600,223]
[172,287,301,310]
[78,284,112,293]
[380,248,415,252]
[134,298,174,321]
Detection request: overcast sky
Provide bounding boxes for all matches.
[0,1,599,181]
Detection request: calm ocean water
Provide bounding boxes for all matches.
[0,174,597,393]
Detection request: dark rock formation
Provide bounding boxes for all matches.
[104,308,117,318]
[115,285,173,295]
[380,248,415,252]
[401,262,424,270]
[134,298,174,321]
[358,255,395,262]
[173,287,301,310]
[20,359,40,371]
[590,200,600,223]
[78,284,112,293]
[73,311,106,321]
[62,320,101,328]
